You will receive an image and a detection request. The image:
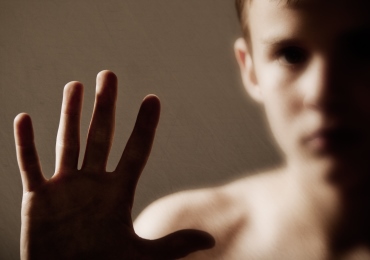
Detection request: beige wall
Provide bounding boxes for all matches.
[0,1,281,258]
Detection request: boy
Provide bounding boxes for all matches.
[14,0,370,259]
[136,1,370,258]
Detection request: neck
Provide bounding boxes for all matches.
[286,156,370,253]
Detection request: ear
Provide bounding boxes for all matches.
[234,38,263,103]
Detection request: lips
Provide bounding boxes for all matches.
[305,127,361,151]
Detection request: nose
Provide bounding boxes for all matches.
[303,56,347,115]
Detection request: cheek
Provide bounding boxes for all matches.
[259,68,302,125]
[259,74,304,152]
[356,90,370,116]
[264,90,301,135]
[254,59,307,151]
[352,86,370,135]
[340,71,370,126]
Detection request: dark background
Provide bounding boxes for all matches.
[0,1,281,258]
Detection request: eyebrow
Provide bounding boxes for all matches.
[261,25,370,48]
[261,36,303,47]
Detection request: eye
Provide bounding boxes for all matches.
[277,46,308,66]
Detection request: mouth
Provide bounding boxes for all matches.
[305,127,361,152]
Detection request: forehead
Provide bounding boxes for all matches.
[247,0,370,46]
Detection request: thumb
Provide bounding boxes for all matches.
[147,229,215,259]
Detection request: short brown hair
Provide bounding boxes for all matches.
[235,0,301,40]
[235,0,249,39]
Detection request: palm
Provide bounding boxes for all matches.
[14,71,214,260]
[21,173,136,259]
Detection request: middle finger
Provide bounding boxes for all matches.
[81,70,117,173]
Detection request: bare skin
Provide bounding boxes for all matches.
[15,0,370,259]
[135,0,370,259]
[135,169,370,260]
[14,70,214,260]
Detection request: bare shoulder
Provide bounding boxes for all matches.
[134,185,236,240]
[134,168,284,241]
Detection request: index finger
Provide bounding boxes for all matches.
[115,95,160,206]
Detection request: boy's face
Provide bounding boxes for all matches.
[237,0,370,168]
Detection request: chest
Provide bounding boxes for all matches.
[241,226,370,260]
[187,218,370,260]
[219,221,327,259]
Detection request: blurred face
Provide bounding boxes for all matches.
[243,0,370,168]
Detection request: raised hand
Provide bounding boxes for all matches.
[14,70,215,260]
